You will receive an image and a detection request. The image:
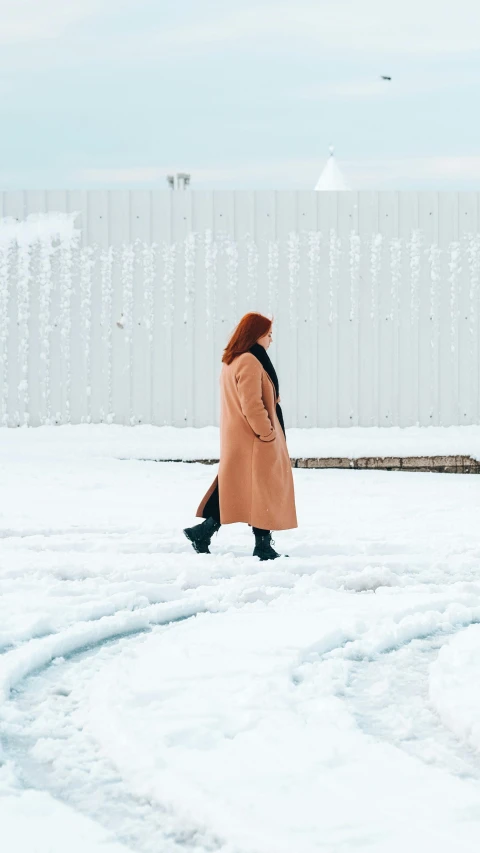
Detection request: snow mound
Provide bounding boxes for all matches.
[343,565,403,591]
[429,623,480,752]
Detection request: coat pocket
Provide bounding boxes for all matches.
[256,432,276,443]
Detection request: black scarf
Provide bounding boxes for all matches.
[248,343,286,438]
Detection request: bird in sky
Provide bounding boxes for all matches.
[380,75,392,81]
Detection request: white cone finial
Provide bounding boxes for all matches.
[315,146,350,191]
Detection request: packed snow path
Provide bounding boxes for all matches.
[2,428,480,852]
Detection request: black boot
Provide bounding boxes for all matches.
[183,517,220,554]
[253,531,282,561]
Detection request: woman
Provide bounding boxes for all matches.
[183,312,297,560]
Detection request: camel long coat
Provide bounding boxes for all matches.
[196,352,298,531]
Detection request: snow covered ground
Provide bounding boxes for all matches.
[2,422,480,462]
[2,425,480,852]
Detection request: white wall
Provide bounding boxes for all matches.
[0,190,479,428]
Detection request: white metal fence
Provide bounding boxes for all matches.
[1,190,480,428]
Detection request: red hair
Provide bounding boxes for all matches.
[222,312,272,365]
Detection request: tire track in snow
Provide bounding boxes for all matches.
[2,629,225,853]
[344,631,480,781]
[0,598,211,702]
[292,610,480,782]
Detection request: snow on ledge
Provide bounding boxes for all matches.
[1,423,480,463]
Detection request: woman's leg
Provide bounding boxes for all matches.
[184,483,220,554]
[202,483,221,524]
[252,527,282,560]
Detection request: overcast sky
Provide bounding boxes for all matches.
[1,0,480,190]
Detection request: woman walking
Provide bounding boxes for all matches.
[183,312,297,560]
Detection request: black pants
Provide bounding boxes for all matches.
[202,483,269,536]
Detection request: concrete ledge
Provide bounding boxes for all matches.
[291,456,480,473]
[138,455,480,472]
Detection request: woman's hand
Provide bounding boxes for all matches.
[257,431,276,442]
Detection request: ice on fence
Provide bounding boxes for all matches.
[0,219,479,428]
[0,211,79,247]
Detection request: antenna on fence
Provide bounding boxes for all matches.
[166,173,191,190]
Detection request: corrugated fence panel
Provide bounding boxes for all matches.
[152,191,173,426]
[88,190,109,425]
[438,192,457,427]
[458,192,478,425]
[213,191,235,426]
[417,192,438,427]
[337,192,358,427]
[4,192,24,426]
[377,191,397,427]
[45,191,67,424]
[357,192,378,426]
[110,191,132,424]
[296,191,317,429]
[191,192,214,427]
[130,190,153,424]
[66,191,87,426]
[276,191,298,426]
[348,193,360,427]
[316,193,334,426]
[170,191,191,426]
[25,191,47,427]
[2,190,480,428]
[397,192,418,427]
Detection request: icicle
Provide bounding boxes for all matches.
[204,229,217,334]
[465,233,480,326]
[267,239,280,318]
[427,244,441,324]
[465,234,480,407]
[306,231,321,323]
[37,239,53,425]
[464,233,480,312]
[348,231,360,322]
[448,241,461,353]
[389,238,402,321]
[246,235,258,307]
[408,229,422,322]
[161,242,176,329]
[0,245,9,425]
[120,244,135,344]
[370,233,383,321]
[427,243,442,423]
[100,245,114,423]
[58,238,77,423]
[224,235,239,321]
[79,246,95,422]
[16,242,31,425]
[184,232,197,323]
[142,242,156,344]
[328,228,341,324]
[288,232,301,327]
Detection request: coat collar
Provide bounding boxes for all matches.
[248,343,279,401]
[263,369,277,399]
[245,346,286,438]
[248,354,277,400]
